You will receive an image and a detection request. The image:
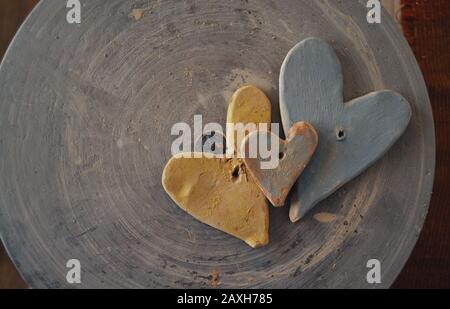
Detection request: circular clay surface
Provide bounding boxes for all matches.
[0,0,435,288]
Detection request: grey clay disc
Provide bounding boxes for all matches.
[0,0,435,288]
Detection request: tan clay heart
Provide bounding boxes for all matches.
[162,85,271,248]
[226,85,272,153]
[242,122,318,207]
[162,155,269,248]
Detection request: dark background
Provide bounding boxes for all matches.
[0,0,448,289]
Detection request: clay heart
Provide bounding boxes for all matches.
[162,155,269,248]
[242,122,318,207]
[280,38,412,222]
[226,85,272,153]
[162,85,271,248]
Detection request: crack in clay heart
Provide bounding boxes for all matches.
[162,86,271,248]
[280,38,412,222]
[242,122,318,207]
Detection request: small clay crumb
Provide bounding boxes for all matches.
[129,8,144,21]
[313,212,337,223]
[210,269,220,288]
[304,254,314,265]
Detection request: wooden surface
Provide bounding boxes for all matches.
[0,0,446,289]
[393,0,450,289]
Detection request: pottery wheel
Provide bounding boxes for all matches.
[0,0,435,288]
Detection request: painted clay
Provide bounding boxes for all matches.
[162,86,271,248]
[280,38,412,222]
[226,85,272,153]
[162,155,268,248]
[242,122,318,207]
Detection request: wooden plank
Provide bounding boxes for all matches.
[393,0,450,289]
[0,0,38,57]
[0,243,27,289]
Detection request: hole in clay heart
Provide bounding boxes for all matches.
[231,165,240,180]
[336,129,346,141]
[279,152,285,160]
[200,131,226,154]
[202,131,216,149]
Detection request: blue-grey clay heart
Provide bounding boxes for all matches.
[280,38,412,223]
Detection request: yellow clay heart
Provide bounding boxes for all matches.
[162,85,271,248]
[162,155,269,248]
[227,85,272,153]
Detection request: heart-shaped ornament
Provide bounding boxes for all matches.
[280,38,412,222]
[226,85,272,153]
[162,155,269,248]
[162,85,271,248]
[242,122,318,207]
